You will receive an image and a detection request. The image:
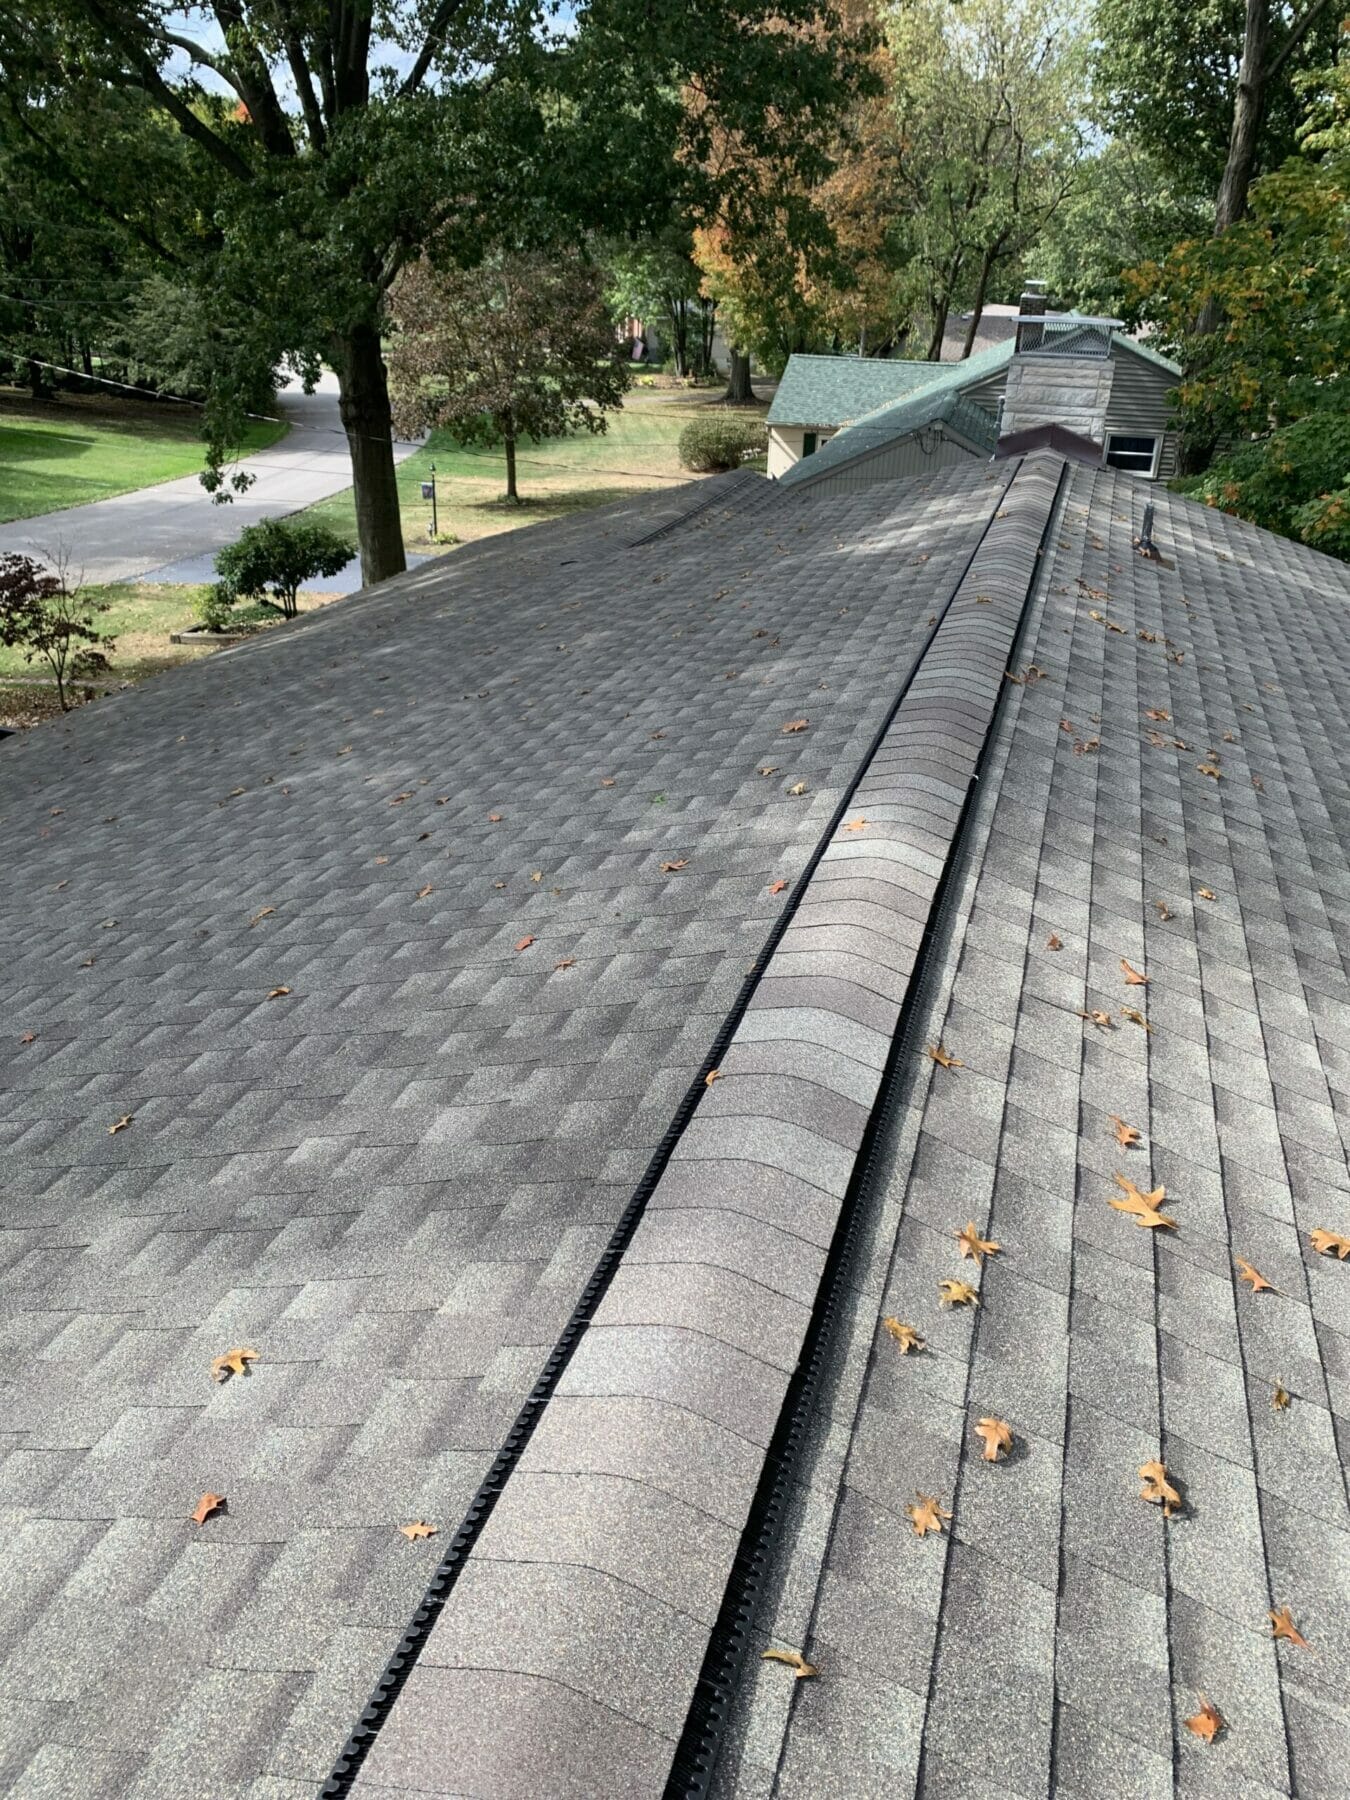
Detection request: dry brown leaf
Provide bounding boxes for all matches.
[1121,958,1149,986]
[975,1416,1013,1462]
[1197,886,1216,901]
[928,1044,964,1069]
[761,1647,817,1678]
[530,871,543,883]
[399,1520,438,1541]
[1198,762,1222,780]
[416,885,433,900]
[938,1278,979,1308]
[1110,1114,1142,1149]
[955,1222,1000,1264]
[1272,1382,1291,1410]
[1269,1606,1311,1649]
[842,817,869,832]
[266,986,290,1000]
[487,812,503,822]
[882,1317,925,1354]
[514,936,535,953]
[600,777,616,787]
[1139,1458,1182,1517]
[781,718,809,734]
[1081,1009,1115,1030]
[248,906,275,928]
[1155,900,1173,921]
[1047,933,1063,950]
[1235,1257,1275,1294]
[705,1068,720,1087]
[906,1493,953,1537]
[374,855,389,865]
[108,1114,133,1136]
[211,1346,259,1383]
[389,791,413,806]
[787,780,808,797]
[769,879,789,894]
[19,1030,36,1045]
[1309,1228,1350,1259]
[1145,708,1171,722]
[660,859,689,873]
[191,1492,226,1525]
[1184,1698,1224,1744]
[553,956,576,971]
[758,765,779,776]
[1111,1173,1175,1231]
[1119,1006,1152,1032]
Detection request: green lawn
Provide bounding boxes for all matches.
[304,391,763,554]
[0,389,288,523]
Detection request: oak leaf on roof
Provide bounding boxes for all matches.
[19,1031,35,1045]
[787,781,808,796]
[906,1493,952,1537]
[1184,1698,1224,1744]
[1047,933,1063,950]
[553,956,576,971]
[1110,1173,1175,1231]
[211,1347,259,1383]
[883,1318,925,1354]
[1272,1382,1291,1410]
[1119,1006,1152,1032]
[939,1278,979,1308]
[1197,886,1216,900]
[955,1222,1000,1264]
[399,1521,437,1541]
[928,1044,963,1069]
[762,1647,817,1678]
[1121,958,1149,985]
[843,817,869,832]
[781,718,809,733]
[660,859,688,873]
[266,986,290,1000]
[248,906,275,927]
[108,1114,133,1136]
[1235,1257,1275,1294]
[191,1492,226,1525]
[1110,1114,1141,1149]
[1269,1606,1310,1648]
[416,885,433,899]
[514,936,534,952]
[975,1417,1013,1462]
[769,879,789,894]
[1309,1228,1350,1259]
[1139,1459,1182,1517]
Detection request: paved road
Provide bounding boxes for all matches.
[0,372,419,585]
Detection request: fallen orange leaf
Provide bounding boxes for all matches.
[211,1347,259,1383]
[1272,1382,1291,1410]
[247,906,275,928]
[761,1647,817,1678]
[514,936,534,952]
[415,885,433,899]
[938,1278,979,1308]
[266,986,290,1000]
[975,1416,1013,1462]
[1110,1114,1141,1149]
[191,1492,226,1525]
[399,1521,438,1541]
[1047,933,1063,950]
[781,719,809,734]
[705,1068,720,1086]
[928,1044,963,1069]
[1309,1228,1350,1259]
[108,1114,133,1136]
[1110,1173,1175,1231]
[1139,1458,1182,1517]
[769,879,789,894]
[1121,958,1149,986]
[1197,886,1216,901]
[660,859,689,873]
[955,1222,1000,1264]
[19,1030,36,1045]
[787,781,807,796]
[1184,1698,1224,1744]
[1269,1606,1310,1648]
[906,1493,953,1537]
[882,1318,925,1354]
[1235,1257,1275,1294]
[842,817,869,832]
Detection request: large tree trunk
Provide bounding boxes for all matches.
[332,320,406,586]
[1215,0,1270,233]
[504,434,518,501]
[723,349,753,404]
[961,246,1001,359]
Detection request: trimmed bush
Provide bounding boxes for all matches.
[209,516,355,621]
[678,413,768,473]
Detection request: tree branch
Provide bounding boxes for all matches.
[1267,0,1336,82]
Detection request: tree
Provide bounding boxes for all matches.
[885,0,1087,360]
[0,552,112,710]
[387,251,628,502]
[607,235,719,378]
[1032,138,1210,319]
[212,517,354,619]
[1094,0,1339,233]
[3,4,867,589]
[1133,51,1350,525]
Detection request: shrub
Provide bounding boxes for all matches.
[0,553,112,711]
[678,413,768,473]
[211,516,354,621]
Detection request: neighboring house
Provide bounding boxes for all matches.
[769,323,1182,487]
[7,434,1350,1799]
[775,384,999,494]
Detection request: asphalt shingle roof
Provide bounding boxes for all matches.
[777,387,999,490]
[2,446,1348,1800]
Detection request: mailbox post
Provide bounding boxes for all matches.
[420,464,438,539]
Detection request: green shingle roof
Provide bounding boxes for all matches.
[776,385,999,489]
[765,355,943,427]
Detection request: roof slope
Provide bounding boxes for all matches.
[3,450,1350,1800]
[765,353,946,427]
[777,385,999,490]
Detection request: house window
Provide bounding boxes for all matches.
[1105,433,1160,477]
[802,432,818,457]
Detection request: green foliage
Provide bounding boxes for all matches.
[1132,53,1350,450]
[388,250,629,499]
[678,414,768,471]
[212,518,354,620]
[1179,405,1350,559]
[1092,0,1337,203]
[0,552,112,709]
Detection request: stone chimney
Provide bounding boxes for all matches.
[998,299,1120,455]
